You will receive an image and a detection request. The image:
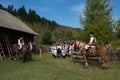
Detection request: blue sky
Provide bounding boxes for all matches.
[0,0,120,28]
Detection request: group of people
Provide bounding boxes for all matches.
[18,32,96,59]
[50,42,73,58]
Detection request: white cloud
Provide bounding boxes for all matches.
[70,3,85,14]
[113,16,120,21]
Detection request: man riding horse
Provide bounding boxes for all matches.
[72,33,109,68]
[18,37,25,54]
[12,37,32,62]
[85,32,96,55]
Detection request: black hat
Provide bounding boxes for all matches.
[90,32,93,34]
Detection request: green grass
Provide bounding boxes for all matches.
[0,53,120,80]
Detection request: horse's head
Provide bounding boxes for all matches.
[105,44,111,50]
[11,43,19,53]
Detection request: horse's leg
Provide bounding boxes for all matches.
[11,53,14,60]
[81,48,88,67]
[27,50,31,60]
[83,54,88,67]
[99,54,105,67]
[22,54,24,62]
[13,52,17,60]
[103,55,109,68]
[100,54,109,68]
[0,54,2,61]
[22,53,26,63]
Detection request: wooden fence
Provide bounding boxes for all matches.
[71,49,120,62]
[108,49,120,61]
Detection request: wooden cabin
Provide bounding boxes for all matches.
[0,9,38,59]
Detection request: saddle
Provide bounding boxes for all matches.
[89,46,97,54]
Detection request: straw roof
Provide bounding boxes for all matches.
[0,9,38,35]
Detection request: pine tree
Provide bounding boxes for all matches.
[80,0,113,43]
[8,5,14,13]
[0,4,3,9]
[27,9,41,23]
[7,5,16,16]
[17,5,27,20]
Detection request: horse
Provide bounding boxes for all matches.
[11,43,32,62]
[74,41,109,69]
[21,43,32,62]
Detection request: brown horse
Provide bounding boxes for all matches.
[75,41,109,68]
[11,43,31,62]
[21,43,32,62]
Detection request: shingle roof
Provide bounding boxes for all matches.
[0,9,38,35]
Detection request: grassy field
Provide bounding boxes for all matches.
[0,53,120,80]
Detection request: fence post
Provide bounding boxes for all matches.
[118,50,120,60]
[109,50,113,61]
[39,47,42,60]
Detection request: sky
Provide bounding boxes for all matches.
[0,0,120,28]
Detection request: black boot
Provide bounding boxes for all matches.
[86,49,90,55]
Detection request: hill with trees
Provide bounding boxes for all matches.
[1,1,120,47]
[0,4,81,45]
